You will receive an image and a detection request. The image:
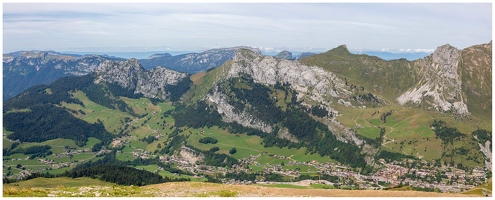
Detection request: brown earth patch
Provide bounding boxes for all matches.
[144,182,477,197]
[190,72,206,85]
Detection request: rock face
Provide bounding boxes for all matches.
[397,44,468,115]
[203,49,381,149]
[301,41,492,118]
[94,59,189,100]
[139,46,261,74]
[274,50,293,60]
[3,51,120,99]
[227,49,382,109]
[207,87,273,133]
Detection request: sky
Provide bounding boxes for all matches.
[3,3,492,53]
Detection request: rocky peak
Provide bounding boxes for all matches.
[274,50,293,60]
[397,43,468,115]
[95,59,145,89]
[430,44,460,65]
[94,59,188,100]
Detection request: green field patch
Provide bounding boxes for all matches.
[45,168,71,175]
[257,183,308,189]
[183,126,333,163]
[3,138,13,149]
[3,167,22,175]
[185,127,262,159]
[120,97,155,115]
[3,127,14,136]
[67,90,133,134]
[129,140,149,151]
[116,146,135,161]
[357,127,381,139]
[45,155,75,163]
[134,165,204,181]
[384,116,398,127]
[116,152,135,162]
[310,183,335,189]
[256,154,287,165]
[284,150,333,163]
[70,153,95,161]
[146,137,169,154]
[283,164,317,173]
[415,125,434,137]
[248,165,265,172]
[369,118,382,126]
[82,137,101,149]
[131,125,154,137]
[4,158,44,166]
[462,180,492,196]
[4,153,28,159]
[4,177,113,188]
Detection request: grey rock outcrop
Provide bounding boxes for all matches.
[397,44,468,115]
[94,58,188,100]
[207,86,273,133]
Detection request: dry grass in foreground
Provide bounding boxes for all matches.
[4,181,479,197]
[144,182,477,197]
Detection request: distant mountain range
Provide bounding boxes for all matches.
[350,51,430,61]
[0,46,478,101]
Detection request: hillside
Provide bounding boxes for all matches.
[3,42,492,196]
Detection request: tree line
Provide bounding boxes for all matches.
[4,104,113,147]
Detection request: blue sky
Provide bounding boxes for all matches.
[3,3,492,53]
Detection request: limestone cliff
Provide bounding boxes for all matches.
[397,44,468,115]
[94,58,189,100]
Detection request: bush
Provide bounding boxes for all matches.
[216,190,237,197]
[229,147,237,155]
[199,137,218,144]
[210,146,220,152]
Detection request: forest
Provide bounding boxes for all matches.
[4,104,113,147]
[431,120,465,145]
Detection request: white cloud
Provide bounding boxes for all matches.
[3,3,492,53]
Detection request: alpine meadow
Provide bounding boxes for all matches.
[2,3,492,197]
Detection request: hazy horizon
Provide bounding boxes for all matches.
[3,3,491,54]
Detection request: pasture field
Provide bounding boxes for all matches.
[183,126,335,164]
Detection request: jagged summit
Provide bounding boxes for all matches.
[94,58,189,100]
[274,50,293,60]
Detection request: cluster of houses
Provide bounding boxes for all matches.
[53,148,90,159]
[154,150,490,193]
[4,135,490,195]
